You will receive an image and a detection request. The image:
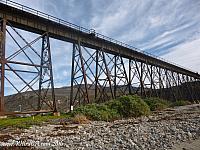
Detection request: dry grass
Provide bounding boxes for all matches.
[72,114,90,124]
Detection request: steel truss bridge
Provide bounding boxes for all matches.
[0,0,200,115]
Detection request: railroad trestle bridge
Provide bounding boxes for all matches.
[0,0,200,115]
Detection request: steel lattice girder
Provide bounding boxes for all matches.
[0,19,57,115]
[70,42,200,109]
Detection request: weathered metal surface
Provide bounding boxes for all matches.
[0,19,6,115]
[0,1,199,78]
[70,43,200,108]
[0,18,57,115]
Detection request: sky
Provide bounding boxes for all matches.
[3,0,200,95]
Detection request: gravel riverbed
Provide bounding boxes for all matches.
[0,104,200,150]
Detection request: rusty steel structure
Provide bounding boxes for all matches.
[0,18,56,115]
[70,43,200,107]
[0,0,200,115]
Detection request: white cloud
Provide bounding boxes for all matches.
[162,38,200,72]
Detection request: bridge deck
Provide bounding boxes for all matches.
[0,0,199,78]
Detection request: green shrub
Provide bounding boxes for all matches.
[116,95,150,117]
[97,104,120,121]
[172,100,191,106]
[73,95,150,121]
[72,103,120,121]
[144,97,170,111]
[107,95,150,118]
[106,99,124,116]
[72,104,100,120]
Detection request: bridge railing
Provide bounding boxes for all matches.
[0,0,197,73]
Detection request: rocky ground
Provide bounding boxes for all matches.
[0,104,200,150]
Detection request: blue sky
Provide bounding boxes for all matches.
[4,0,200,95]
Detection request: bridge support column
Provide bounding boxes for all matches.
[0,19,6,115]
[0,20,57,113]
[128,59,132,95]
[70,43,76,111]
[149,65,153,97]
[70,42,90,109]
[114,55,129,98]
[38,33,57,112]
[185,75,194,101]
[70,45,117,108]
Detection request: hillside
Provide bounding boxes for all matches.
[5,86,71,112]
[4,81,199,113]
